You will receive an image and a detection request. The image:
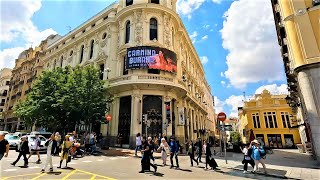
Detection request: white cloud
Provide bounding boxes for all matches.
[225,95,244,117]
[221,81,226,85]
[212,0,222,3]
[220,0,284,89]
[255,84,288,95]
[220,72,225,77]
[177,0,206,16]
[203,24,210,29]
[201,35,208,40]
[0,0,57,69]
[189,31,198,43]
[200,56,209,64]
[214,96,225,114]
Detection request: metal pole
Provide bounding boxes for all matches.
[223,122,227,164]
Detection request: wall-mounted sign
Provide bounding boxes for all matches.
[178,107,185,126]
[126,46,177,73]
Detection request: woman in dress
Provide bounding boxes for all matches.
[157,138,169,166]
[58,135,72,168]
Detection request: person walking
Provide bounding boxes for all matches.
[27,134,41,164]
[139,141,157,173]
[251,140,267,174]
[205,141,218,170]
[186,140,198,167]
[157,138,169,166]
[169,136,179,169]
[54,132,61,156]
[240,144,255,173]
[0,132,9,160]
[135,133,142,156]
[58,135,72,169]
[147,137,155,163]
[195,138,203,163]
[11,136,29,167]
[41,134,57,172]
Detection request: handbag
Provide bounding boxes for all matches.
[67,154,72,163]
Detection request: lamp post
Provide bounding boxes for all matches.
[104,68,111,79]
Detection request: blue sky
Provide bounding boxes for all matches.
[0,0,288,117]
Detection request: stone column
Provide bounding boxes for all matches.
[109,97,120,146]
[130,94,142,148]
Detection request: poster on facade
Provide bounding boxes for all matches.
[126,46,177,73]
[178,107,185,126]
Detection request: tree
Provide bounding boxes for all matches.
[231,131,241,145]
[14,65,112,133]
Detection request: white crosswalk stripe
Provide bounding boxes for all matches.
[29,166,40,169]
[109,157,118,160]
[3,169,17,172]
[97,159,104,161]
[68,162,78,165]
[82,160,92,163]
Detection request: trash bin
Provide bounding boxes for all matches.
[297,144,305,153]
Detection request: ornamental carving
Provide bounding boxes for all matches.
[163,14,171,47]
[134,10,144,46]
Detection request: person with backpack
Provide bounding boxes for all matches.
[27,134,41,164]
[250,139,267,174]
[240,144,255,173]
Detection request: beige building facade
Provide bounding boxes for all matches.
[271,0,320,159]
[0,68,12,130]
[41,0,215,148]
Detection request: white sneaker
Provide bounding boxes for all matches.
[243,171,248,174]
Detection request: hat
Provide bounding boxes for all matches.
[147,137,152,141]
[0,132,6,136]
[252,139,259,144]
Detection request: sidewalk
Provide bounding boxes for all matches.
[101,147,320,179]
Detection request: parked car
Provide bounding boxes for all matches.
[30,131,52,139]
[5,134,21,149]
[16,135,47,153]
[14,132,29,137]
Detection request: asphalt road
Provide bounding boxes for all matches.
[0,150,280,180]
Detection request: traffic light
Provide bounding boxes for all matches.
[142,114,148,124]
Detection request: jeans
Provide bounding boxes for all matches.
[197,151,202,162]
[42,155,53,170]
[135,145,142,155]
[170,152,179,167]
[13,152,28,165]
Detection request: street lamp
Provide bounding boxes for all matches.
[104,68,111,79]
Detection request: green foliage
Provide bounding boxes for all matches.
[231,131,241,144]
[14,65,112,132]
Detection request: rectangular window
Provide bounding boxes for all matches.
[264,112,269,128]
[281,112,291,128]
[6,81,10,85]
[252,113,261,128]
[264,112,277,128]
[123,57,128,75]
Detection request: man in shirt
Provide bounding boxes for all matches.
[0,132,9,160]
[41,134,57,172]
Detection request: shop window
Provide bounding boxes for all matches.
[80,45,84,63]
[150,18,158,40]
[126,0,133,6]
[89,40,94,59]
[125,21,130,44]
[267,134,282,148]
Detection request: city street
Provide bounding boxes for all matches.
[0,149,286,180]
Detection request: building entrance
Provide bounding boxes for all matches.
[142,95,162,138]
[118,96,132,144]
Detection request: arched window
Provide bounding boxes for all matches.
[150,18,158,40]
[60,56,63,67]
[80,45,84,63]
[125,21,130,44]
[126,0,133,6]
[53,59,57,69]
[89,40,94,59]
[151,0,159,4]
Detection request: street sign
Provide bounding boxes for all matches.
[217,112,227,122]
[106,114,112,121]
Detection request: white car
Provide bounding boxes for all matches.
[5,134,21,149]
[17,135,47,153]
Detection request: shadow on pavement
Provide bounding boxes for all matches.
[145,172,164,177]
[46,172,62,175]
[234,165,287,176]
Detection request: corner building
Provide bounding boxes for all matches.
[42,0,215,148]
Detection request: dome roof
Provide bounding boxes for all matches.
[18,50,27,59]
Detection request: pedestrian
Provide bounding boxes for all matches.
[169,136,179,169]
[58,135,72,169]
[54,132,61,156]
[161,133,167,142]
[11,136,29,167]
[41,134,57,172]
[0,131,9,160]
[135,133,142,156]
[147,137,155,163]
[240,144,255,174]
[195,138,203,163]
[85,132,90,152]
[139,140,157,173]
[250,139,267,174]
[27,134,41,164]
[90,132,97,154]
[154,135,159,149]
[186,140,198,167]
[157,138,169,166]
[205,141,218,170]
